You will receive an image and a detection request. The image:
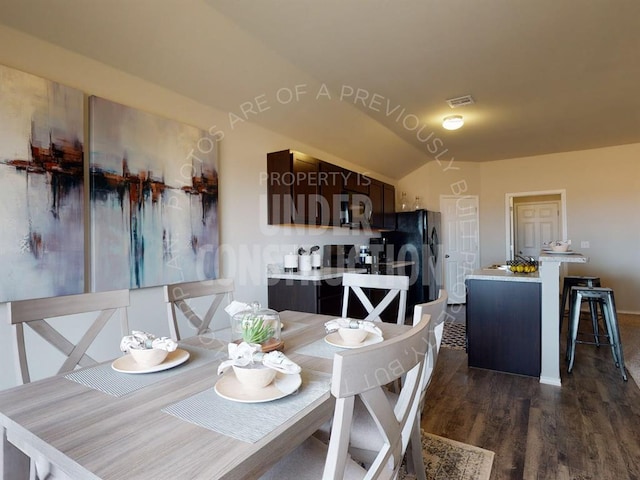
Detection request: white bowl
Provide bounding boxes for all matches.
[129,348,168,367]
[233,365,277,390]
[338,327,369,345]
[550,241,570,252]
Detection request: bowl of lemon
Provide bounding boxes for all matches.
[507,259,538,274]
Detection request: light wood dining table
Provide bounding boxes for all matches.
[0,311,410,479]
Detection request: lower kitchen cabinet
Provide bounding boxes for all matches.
[268,278,343,316]
[466,278,541,377]
[268,277,401,322]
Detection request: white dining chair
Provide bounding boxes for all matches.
[6,289,130,385]
[163,278,234,340]
[259,312,433,480]
[319,290,448,479]
[341,272,410,325]
[6,290,130,480]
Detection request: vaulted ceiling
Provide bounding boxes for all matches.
[1,0,639,178]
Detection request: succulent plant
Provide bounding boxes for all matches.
[241,315,275,344]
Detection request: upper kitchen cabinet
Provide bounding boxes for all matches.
[267,150,320,225]
[266,149,395,229]
[370,179,396,230]
[318,161,345,227]
[343,170,370,194]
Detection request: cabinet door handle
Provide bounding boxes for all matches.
[445,254,450,258]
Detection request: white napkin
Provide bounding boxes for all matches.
[217,342,301,375]
[120,331,178,353]
[224,300,251,317]
[324,318,383,337]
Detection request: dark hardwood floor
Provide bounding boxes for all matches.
[421,314,640,480]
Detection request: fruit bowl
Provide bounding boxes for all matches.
[507,259,538,274]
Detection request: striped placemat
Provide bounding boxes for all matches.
[292,337,342,360]
[162,369,331,443]
[65,345,225,397]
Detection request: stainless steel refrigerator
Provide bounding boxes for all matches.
[381,209,443,311]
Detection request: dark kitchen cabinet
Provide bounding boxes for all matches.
[383,183,396,229]
[370,179,396,230]
[268,277,343,316]
[267,150,319,225]
[466,279,541,377]
[318,161,345,227]
[267,149,395,230]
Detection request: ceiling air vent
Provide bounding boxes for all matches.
[446,95,475,108]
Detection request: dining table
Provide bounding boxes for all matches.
[0,310,410,479]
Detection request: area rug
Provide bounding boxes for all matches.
[441,322,467,350]
[399,431,494,480]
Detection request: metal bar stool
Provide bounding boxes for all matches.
[559,276,601,346]
[566,286,627,381]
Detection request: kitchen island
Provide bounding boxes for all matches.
[466,251,588,386]
[466,269,542,377]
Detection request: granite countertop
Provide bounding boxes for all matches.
[466,268,542,283]
[267,267,367,281]
[538,251,588,263]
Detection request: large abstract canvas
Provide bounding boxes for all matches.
[0,65,84,302]
[89,96,219,291]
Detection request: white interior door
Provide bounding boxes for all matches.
[441,196,480,304]
[515,201,559,258]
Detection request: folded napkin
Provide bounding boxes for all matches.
[224,300,251,317]
[217,342,301,375]
[324,318,383,337]
[120,331,178,353]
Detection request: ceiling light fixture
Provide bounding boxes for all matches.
[442,115,464,130]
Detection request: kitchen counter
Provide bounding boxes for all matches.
[267,267,367,281]
[467,268,541,283]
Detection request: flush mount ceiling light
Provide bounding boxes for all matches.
[442,115,464,130]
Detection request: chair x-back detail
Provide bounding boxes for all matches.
[341,273,410,325]
[6,289,130,385]
[164,279,234,341]
[260,313,434,480]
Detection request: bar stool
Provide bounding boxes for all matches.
[559,276,601,345]
[566,286,627,381]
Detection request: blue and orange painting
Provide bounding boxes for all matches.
[0,65,84,302]
[89,96,219,291]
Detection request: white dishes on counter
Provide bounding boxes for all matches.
[214,370,302,403]
[112,348,190,374]
[324,331,384,349]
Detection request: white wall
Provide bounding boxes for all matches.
[0,26,384,390]
[397,145,640,314]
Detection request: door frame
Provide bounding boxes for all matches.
[440,194,480,304]
[505,189,567,261]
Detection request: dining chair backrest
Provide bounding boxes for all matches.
[412,290,448,401]
[341,272,410,325]
[323,312,433,479]
[6,289,130,385]
[163,278,234,341]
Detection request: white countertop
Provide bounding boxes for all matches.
[466,268,542,283]
[538,251,588,263]
[267,267,367,281]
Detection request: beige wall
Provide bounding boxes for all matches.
[398,145,640,313]
[0,26,383,389]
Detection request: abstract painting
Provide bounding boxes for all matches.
[89,96,219,291]
[0,64,84,302]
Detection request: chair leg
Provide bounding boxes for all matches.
[408,419,426,480]
[601,295,627,381]
[567,290,582,373]
[588,299,600,347]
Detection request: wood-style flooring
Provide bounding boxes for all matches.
[421,314,640,480]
